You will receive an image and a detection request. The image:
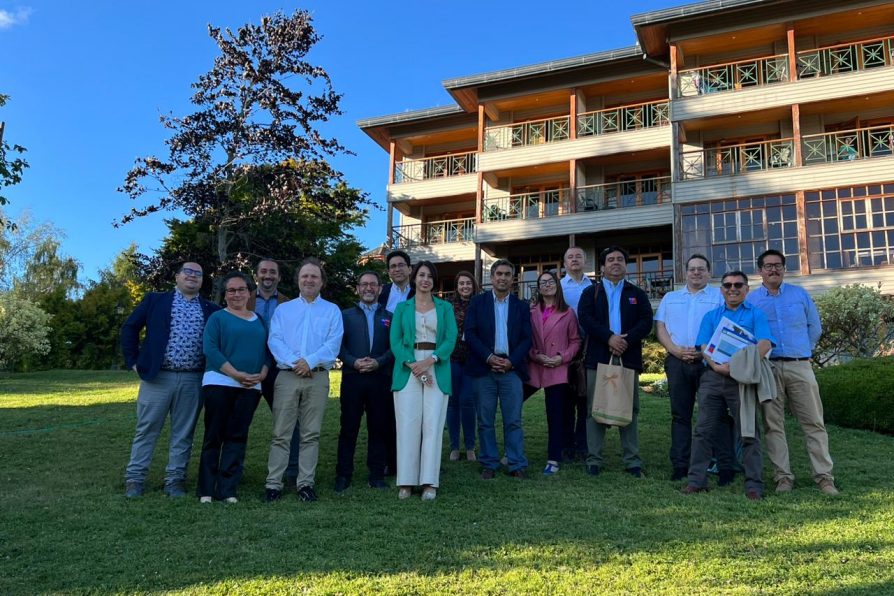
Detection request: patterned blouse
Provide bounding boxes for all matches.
[451,296,472,363]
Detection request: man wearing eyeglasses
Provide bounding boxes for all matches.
[121,262,220,498]
[333,271,394,493]
[683,271,774,500]
[655,254,724,481]
[747,249,838,496]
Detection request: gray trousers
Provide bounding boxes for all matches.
[125,371,203,485]
[585,367,641,470]
[688,370,764,493]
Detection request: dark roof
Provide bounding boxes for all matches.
[356,105,463,129]
[630,0,767,26]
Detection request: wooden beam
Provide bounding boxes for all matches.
[475,171,484,224]
[569,159,577,214]
[388,141,396,186]
[786,24,797,84]
[569,88,578,140]
[477,105,486,153]
[791,103,802,167]
[795,189,810,275]
[669,43,680,100]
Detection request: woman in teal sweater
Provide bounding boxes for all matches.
[390,261,457,501]
[198,272,269,503]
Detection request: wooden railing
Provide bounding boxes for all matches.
[393,151,477,184]
[390,217,476,249]
[483,115,570,151]
[576,176,671,211]
[481,189,573,221]
[801,124,894,165]
[678,54,789,97]
[797,35,894,79]
[577,100,669,136]
[680,139,795,180]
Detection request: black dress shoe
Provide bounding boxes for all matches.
[586,465,601,476]
[334,476,351,494]
[297,485,318,502]
[264,488,282,503]
[480,468,496,480]
[509,469,529,479]
[367,478,388,489]
[625,467,643,478]
[718,469,735,486]
[671,467,688,481]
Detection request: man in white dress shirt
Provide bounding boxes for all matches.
[655,254,724,481]
[264,257,344,503]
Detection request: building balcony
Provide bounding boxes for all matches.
[390,217,476,263]
[673,35,894,121]
[477,177,673,242]
[675,125,894,203]
[393,151,477,184]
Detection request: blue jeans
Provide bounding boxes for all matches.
[476,371,527,472]
[125,371,203,485]
[447,363,477,451]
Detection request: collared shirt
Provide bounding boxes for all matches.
[268,294,344,370]
[655,285,724,348]
[696,301,776,350]
[602,278,624,335]
[493,290,510,355]
[254,291,283,324]
[358,301,378,351]
[747,282,821,358]
[560,274,593,314]
[162,288,205,371]
[385,283,411,313]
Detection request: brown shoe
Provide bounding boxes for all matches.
[480,468,496,480]
[818,478,839,496]
[681,485,707,495]
[775,478,794,493]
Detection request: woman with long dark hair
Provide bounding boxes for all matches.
[447,271,480,462]
[527,270,581,476]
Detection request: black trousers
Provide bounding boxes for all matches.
[198,384,261,498]
[335,373,394,481]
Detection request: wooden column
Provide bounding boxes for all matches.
[569,159,577,214]
[569,88,578,139]
[477,105,486,153]
[786,24,797,83]
[792,104,802,166]
[669,44,681,183]
[795,189,810,275]
[386,204,394,249]
[388,140,397,186]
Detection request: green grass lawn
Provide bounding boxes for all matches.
[1,370,893,594]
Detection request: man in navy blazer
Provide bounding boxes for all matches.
[465,259,533,478]
[378,249,415,312]
[334,271,395,493]
[578,246,653,478]
[120,262,220,498]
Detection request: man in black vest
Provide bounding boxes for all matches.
[334,271,395,492]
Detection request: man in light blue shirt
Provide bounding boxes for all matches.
[560,246,593,461]
[265,257,344,503]
[747,249,837,496]
[655,254,724,480]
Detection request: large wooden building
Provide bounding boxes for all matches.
[358,0,894,300]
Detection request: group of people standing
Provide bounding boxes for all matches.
[120,243,837,503]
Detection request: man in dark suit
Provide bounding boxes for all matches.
[334,271,395,493]
[121,261,220,498]
[465,259,533,479]
[378,249,415,312]
[578,246,653,478]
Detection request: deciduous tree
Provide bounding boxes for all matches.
[0,94,29,230]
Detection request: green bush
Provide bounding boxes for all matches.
[814,283,894,367]
[815,357,894,434]
[641,336,666,374]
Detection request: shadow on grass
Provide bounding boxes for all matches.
[1,375,894,593]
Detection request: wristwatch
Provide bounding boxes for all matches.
[431,354,440,363]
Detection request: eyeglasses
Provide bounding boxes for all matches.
[721,282,746,290]
[357,282,379,289]
[389,262,408,270]
[225,287,249,294]
[179,268,203,278]
[761,263,784,271]
[538,279,557,288]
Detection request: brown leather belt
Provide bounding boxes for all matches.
[414,342,437,350]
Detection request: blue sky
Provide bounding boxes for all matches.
[1,0,681,282]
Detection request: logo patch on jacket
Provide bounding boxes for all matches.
[628,297,638,304]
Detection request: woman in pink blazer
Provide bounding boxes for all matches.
[528,271,581,476]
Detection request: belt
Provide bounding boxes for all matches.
[414,342,437,350]
[769,357,810,362]
[311,366,328,372]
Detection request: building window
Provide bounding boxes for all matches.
[806,183,894,270]
[680,194,800,276]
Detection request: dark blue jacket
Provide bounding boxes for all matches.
[377,283,415,309]
[121,291,220,381]
[339,303,394,379]
[578,280,653,372]
[463,291,532,381]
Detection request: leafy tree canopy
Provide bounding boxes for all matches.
[0,94,29,230]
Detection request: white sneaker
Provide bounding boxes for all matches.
[199,496,213,504]
[543,461,560,476]
[224,497,238,504]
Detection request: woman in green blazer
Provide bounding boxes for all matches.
[390,261,457,501]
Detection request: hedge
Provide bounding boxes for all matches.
[815,357,894,435]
